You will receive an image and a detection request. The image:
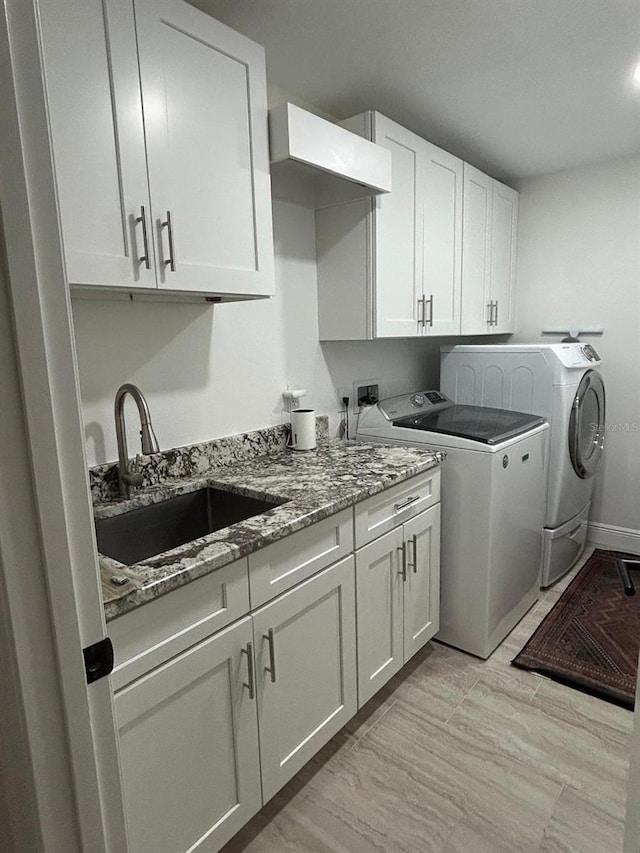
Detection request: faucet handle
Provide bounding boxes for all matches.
[124,454,144,488]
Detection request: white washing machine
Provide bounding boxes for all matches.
[441,343,606,586]
[356,391,549,659]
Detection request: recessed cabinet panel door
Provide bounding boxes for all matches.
[114,617,261,853]
[38,0,155,289]
[372,114,422,337]
[421,141,463,335]
[403,505,441,660]
[355,528,404,707]
[253,557,357,803]
[460,165,493,334]
[491,180,518,333]
[135,0,274,296]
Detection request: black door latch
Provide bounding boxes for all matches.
[83,637,114,684]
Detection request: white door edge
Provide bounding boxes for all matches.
[0,2,127,850]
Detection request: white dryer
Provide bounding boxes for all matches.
[441,343,606,586]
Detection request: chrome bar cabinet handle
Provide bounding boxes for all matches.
[394,494,420,512]
[417,295,426,328]
[494,299,499,327]
[397,544,407,582]
[162,210,176,272]
[410,534,419,573]
[242,642,255,699]
[264,628,277,683]
[426,294,434,327]
[487,301,494,324]
[136,205,151,269]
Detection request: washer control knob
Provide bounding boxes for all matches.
[410,393,426,408]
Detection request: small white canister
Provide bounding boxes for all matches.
[290,409,316,451]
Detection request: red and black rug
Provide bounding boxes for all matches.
[512,549,640,709]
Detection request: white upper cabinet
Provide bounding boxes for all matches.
[420,139,463,336]
[490,179,518,333]
[317,112,463,339]
[460,164,518,334]
[38,0,155,291]
[134,0,274,296]
[37,0,274,300]
[373,116,423,336]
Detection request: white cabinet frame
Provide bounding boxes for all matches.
[37,0,274,301]
[356,504,440,707]
[461,163,518,334]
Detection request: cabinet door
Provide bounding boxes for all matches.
[135,0,274,297]
[490,180,518,333]
[253,557,357,803]
[421,141,463,335]
[403,505,441,660]
[372,114,423,337]
[114,617,261,853]
[355,528,404,707]
[38,0,156,290]
[460,164,493,334]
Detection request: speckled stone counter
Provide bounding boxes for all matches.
[95,435,443,622]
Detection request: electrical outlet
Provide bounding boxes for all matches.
[353,379,380,411]
[337,386,351,413]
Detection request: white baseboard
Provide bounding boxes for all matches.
[588,521,640,555]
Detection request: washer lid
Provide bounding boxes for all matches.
[569,370,606,478]
[393,404,547,445]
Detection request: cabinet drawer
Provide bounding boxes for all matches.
[248,509,353,608]
[110,557,249,690]
[354,469,440,548]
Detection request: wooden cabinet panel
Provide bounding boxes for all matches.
[421,141,463,335]
[135,0,274,297]
[38,0,274,300]
[355,528,404,706]
[109,557,249,691]
[355,501,441,705]
[403,505,441,660]
[373,114,423,337]
[460,165,518,334]
[252,557,357,802]
[38,0,155,289]
[461,164,493,333]
[317,110,519,341]
[317,112,462,339]
[354,469,440,548]
[248,508,353,607]
[114,617,261,853]
[491,179,518,333]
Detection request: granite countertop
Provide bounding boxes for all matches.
[97,439,444,621]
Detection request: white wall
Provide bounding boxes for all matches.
[72,172,443,467]
[514,154,640,534]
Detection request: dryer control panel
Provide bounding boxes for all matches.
[554,343,602,367]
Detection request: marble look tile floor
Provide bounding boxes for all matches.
[223,545,633,853]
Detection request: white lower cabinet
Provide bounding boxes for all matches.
[110,470,439,852]
[252,556,357,802]
[356,504,441,707]
[114,616,261,853]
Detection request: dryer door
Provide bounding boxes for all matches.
[569,370,606,479]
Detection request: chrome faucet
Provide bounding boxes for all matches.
[114,384,159,499]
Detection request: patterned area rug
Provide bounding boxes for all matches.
[512,549,640,709]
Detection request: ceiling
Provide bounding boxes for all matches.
[192,0,640,182]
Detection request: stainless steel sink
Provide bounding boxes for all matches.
[95,487,283,565]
